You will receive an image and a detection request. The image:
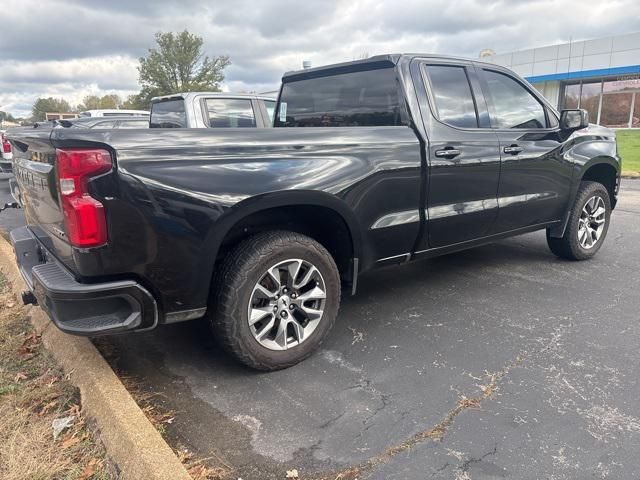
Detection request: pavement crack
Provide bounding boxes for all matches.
[318,411,346,430]
[459,443,498,474]
[320,354,525,480]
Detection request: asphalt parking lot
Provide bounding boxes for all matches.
[2,176,640,479]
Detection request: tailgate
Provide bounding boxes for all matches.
[9,128,74,267]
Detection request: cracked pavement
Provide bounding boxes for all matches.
[2,178,640,479]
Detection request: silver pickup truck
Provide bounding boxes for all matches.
[150,92,276,128]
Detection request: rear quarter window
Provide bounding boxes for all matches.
[275,68,407,127]
[150,100,187,128]
[204,98,256,128]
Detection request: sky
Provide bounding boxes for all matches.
[1,0,639,117]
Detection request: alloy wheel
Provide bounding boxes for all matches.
[247,258,326,351]
[578,195,606,249]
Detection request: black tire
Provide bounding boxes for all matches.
[208,230,341,371]
[546,181,611,260]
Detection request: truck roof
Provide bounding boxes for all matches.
[151,92,277,103]
[79,109,149,117]
[282,53,500,82]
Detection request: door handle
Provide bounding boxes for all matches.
[503,145,524,155]
[435,148,461,158]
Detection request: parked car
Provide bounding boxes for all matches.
[9,54,621,370]
[150,92,276,128]
[57,116,149,129]
[79,109,149,118]
[1,130,13,173]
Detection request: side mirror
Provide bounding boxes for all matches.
[560,109,589,131]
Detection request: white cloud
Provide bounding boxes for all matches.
[1,0,639,117]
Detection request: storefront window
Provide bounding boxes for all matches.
[603,78,640,93]
[600,93,633,128]
[563,84,581,109]
[560,77,640,128]
[580,82,601,124]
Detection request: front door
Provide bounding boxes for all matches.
[478,68,573,232]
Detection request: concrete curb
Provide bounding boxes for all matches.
[0,238,191,480]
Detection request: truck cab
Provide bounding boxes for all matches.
[149,92,276,128]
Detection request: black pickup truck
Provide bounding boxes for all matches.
[9,54,621,370]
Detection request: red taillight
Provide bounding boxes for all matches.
[1,135,10,153]
[56,148,112,248]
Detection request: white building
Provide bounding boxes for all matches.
[483,32,640,128]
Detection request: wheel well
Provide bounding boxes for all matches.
[216,205,355,283]
[582,163,618,207]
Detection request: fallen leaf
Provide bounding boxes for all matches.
[79,458,99,480]
[14,372,27,382]
[67,404,81,416]
[286,469,299,479]
[16,332,41,360]
[22,331,41,347]
[46,376,61,387]
[61,436,81,449]
[187,464,207,478]
[16,349,35,361]
[39,400,58,416]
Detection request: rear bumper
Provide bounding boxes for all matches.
[10,226,158,336]
[0,161,12,174]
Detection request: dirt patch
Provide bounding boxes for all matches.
[0,271,114,480]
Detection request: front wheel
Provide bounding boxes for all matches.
[209,231,341,370]
[547,181,611,260]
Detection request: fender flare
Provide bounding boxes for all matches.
[201,189,364,283]
[549,156,620,238]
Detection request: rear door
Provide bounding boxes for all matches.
[477,67,572,232]
[411,59,501,249]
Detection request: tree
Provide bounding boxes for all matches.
[0,111,16,122]
[136,30,230,107]
[76,94,122,112]
[31,97,72,121]
[121,93,148,111]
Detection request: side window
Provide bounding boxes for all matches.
[482,70,547,129]
[205,98,256,128]
[150,100,186,128]
[424,65,478,128]
[264,100,276,123]
[275,68,406,127]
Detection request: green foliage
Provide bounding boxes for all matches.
[31,97,73,121]
[121,93,150,111]
[136,30,230,105]
[616,129,640,175]
[28,30,230,120]
[76,94,122,112]
[0,111,16,123]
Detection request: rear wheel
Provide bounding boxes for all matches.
[547,181,611,260]
[209,231,341,370]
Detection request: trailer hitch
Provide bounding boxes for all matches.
[0,202,20,213]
